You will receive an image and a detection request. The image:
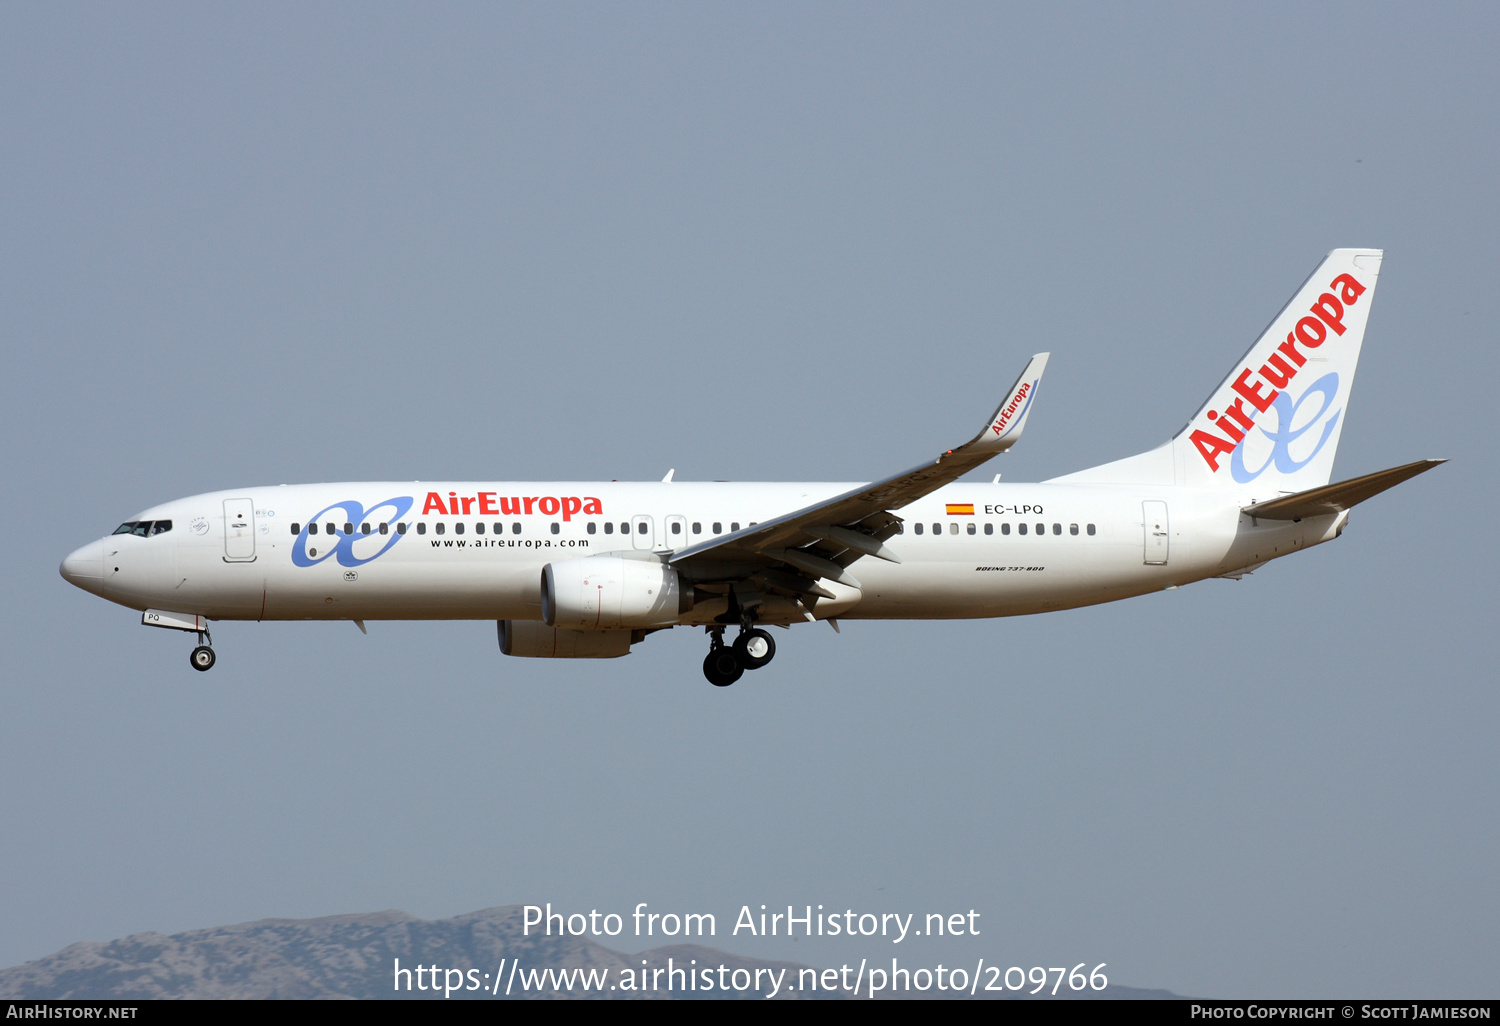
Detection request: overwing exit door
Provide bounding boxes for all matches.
[631,515,654,550]
[1142,501,1169,565]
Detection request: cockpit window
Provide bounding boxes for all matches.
[114,520,172,537]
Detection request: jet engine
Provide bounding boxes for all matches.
[540,555,691,630]
[498,620,633,658]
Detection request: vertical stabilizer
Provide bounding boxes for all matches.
[1052,249,1383,490]
[1175,248,1381,491]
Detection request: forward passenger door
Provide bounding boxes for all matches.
[223,498,257,562]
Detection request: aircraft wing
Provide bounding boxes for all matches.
[1241,459,1446,520]
[670,353,1049,592]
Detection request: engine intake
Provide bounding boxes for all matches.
[540,555,690,630]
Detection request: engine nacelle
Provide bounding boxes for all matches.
[498,620,633,658]
[540,555,690,630]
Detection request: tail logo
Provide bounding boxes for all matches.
[1189,271,1365,472]
[1230,373,1342,483]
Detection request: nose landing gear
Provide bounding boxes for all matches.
[190,628,215,672]
[701,625,777,686]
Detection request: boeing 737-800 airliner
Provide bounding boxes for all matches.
[60,249,1442,685]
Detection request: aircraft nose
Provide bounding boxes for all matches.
[60,539,106,596]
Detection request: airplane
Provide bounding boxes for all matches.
[60,249,1443,686]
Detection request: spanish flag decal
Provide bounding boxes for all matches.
[945,503,975,515]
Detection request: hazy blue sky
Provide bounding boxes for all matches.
[2,2,1495,998]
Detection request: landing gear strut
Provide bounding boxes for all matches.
[190,629,215,672]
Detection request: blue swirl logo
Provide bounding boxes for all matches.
[1231,373,1342,483]
[292,497,414,567]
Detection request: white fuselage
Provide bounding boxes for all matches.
[63,480,1345,626]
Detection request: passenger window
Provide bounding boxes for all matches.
[512,523,521,534]
[604,522,614,535]
[713,522,722,534]
[1087,523,1096,536]
[621,523,630,534]
[361,523,372,535]
[380,523,389,535]
[731,522,740,532]
[932,523,940,534]
[914,523,924,535]
[326,523,336,535]
[455,522,464,535]
[494,523,503,534]
[949,523,959,535]
[397,523,408,535]
[417,523,426,535]
[671,522,681,534]
[475,522,484,535]
[1035,523,1045,535]
[587,522,597,535]
[1053,523,1061,535]
[1018,523,1027,535]
[113,523,136,535]
[693,522,701,534]
[292,523,301,535]
[983,523,992,535]
[637,522,648,535]
[1001,523,1010,535]
[551,523,560,535]
[967,523,976,535]
[436,522,445,536]
[1069,523,1078,535]
[344,522,353,535]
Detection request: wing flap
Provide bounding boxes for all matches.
[1242,459,1445,520]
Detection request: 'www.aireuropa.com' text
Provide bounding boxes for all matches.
[394,957,1111,999]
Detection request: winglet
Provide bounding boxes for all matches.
[968,353,1049,454]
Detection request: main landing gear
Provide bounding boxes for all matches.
[702,625,777,686]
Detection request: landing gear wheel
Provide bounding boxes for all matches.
[190,646,216,672]
[733,628,776,670]
[703,646,743,687]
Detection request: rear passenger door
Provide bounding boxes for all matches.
[1142,501,1169,565]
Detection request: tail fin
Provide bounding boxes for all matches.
[1052,249,1383,490]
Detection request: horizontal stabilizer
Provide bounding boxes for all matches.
[1242,459,1445,520]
